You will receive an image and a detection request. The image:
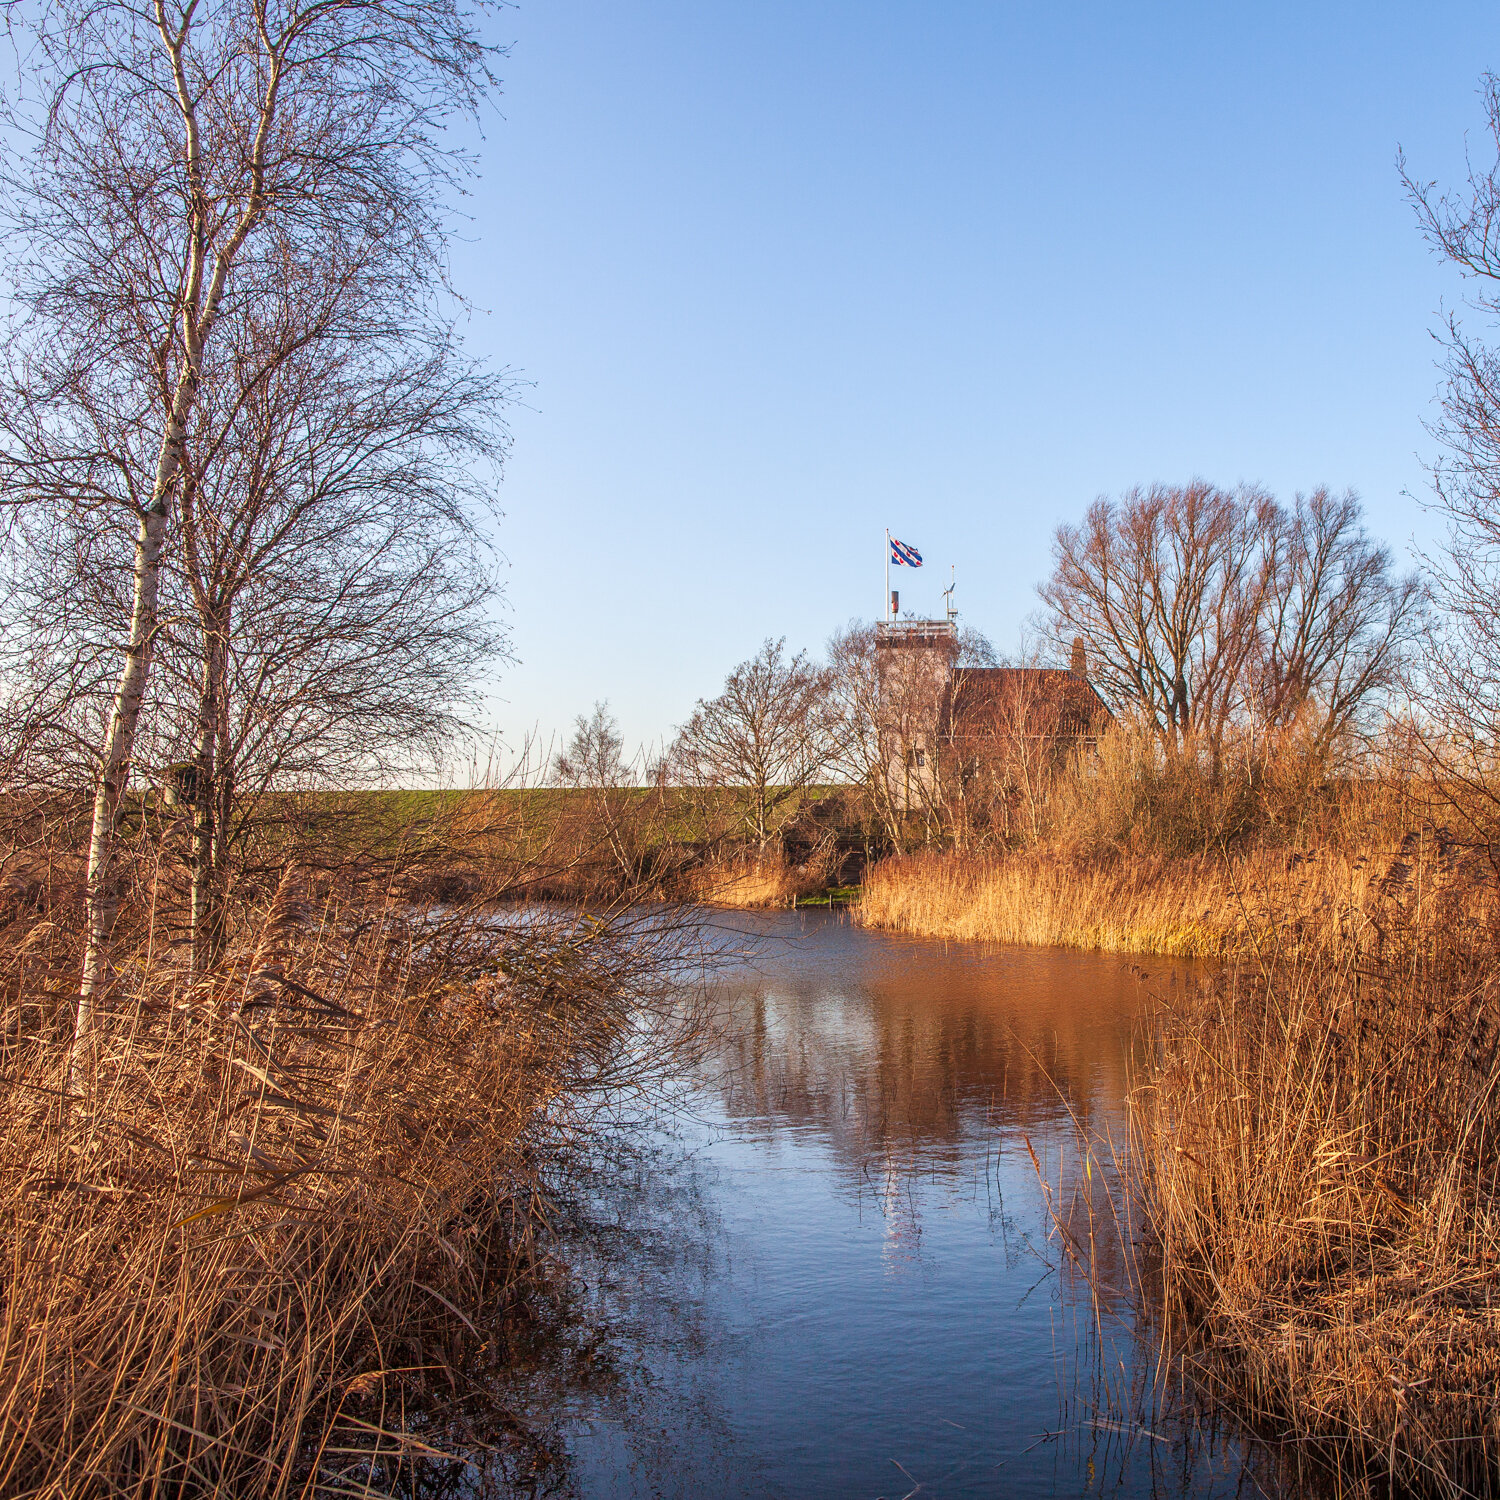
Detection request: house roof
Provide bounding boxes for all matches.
[939,668,1112,741]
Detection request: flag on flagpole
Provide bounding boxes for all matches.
[890,536,923,567]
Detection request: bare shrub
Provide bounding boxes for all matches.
[1403,73,1500,858]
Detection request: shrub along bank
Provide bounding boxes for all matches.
[0,861,697,1497]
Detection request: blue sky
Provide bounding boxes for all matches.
[449,1,1500,763]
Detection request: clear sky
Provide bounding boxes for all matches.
[448,1,1500,766]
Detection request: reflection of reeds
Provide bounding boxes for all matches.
[1018,1112,1256,1495]
[0,875,699,1496]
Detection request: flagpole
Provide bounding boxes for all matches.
[884,527,890,621]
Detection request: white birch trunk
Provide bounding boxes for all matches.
[74,515,166,1091]
[72,398,191,1093]
[71,25,273,1079]
[189,618,225,975]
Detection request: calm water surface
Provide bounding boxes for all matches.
[542,911,1246,1500]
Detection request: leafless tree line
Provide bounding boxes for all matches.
[0,0,508,1056]
[1040,482,1426,770]
[622,482,1419,856]
[552,644,836,857]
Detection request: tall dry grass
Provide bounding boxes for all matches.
[860,718,1439,955]
[0,865,694,1497]
[1130,833,1500,1495]
[1038,722,1421,858]
[857,843,1440,958]
[685,850,842,909]
[859,849,1233,954]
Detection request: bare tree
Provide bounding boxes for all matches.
[1403,75,1500,837]
[1041,482,1417,771]
[823,621,997,848]
[0,0,497,1056]
[554,702,631,788]
[1040,482,1271,766]
[4,318,508,970]
[554,702,639,881]
[193,279,505,929]
[824,623,904,845]
[671,639,832,849]
[1252,488,1425,757]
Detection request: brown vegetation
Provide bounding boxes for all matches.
[855,711,1431,953]
[1132,834,1500,1496]
[857,824,1450,960]
[856,700,1500,1492]
[368,781,865,910]
[861,846,1251,956]
[683,854,837,909]
[0,851,696,1497]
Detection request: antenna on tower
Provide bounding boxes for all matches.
[943,566,957,622]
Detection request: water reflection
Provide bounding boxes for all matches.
[533,911,1248,1499]
[709,912,1152,1146]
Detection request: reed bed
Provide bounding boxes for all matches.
[856,844,1429,958]
[0,866,694,1498]
[1128,836,1500,1495]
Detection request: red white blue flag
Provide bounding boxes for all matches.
[890,536,923,567]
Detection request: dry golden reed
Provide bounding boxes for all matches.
[685,853,835,909]
[868,828,1500,1492]
[0,867,681,1498]
[857,844,1427,959]
[1133,843,1500,1495]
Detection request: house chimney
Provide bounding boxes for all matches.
[1070,637,1087,677]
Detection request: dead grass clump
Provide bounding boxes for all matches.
[1135,844,1500,1495]
[686,852,830,909]
[0,870,692,1497]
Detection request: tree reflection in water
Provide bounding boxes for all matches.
[477,912,1269,1499]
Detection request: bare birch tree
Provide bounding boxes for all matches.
[168,334,506,969]
[0,0,496,1062]
[3,309,508,971]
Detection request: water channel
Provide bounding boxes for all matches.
[524,911,1252,1499]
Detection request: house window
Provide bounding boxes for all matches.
[914,750,925,768]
